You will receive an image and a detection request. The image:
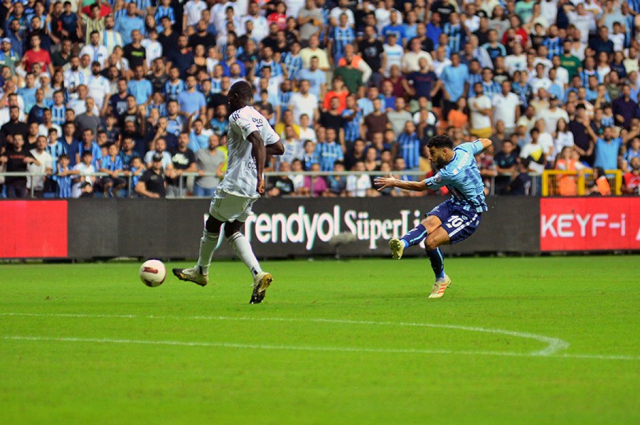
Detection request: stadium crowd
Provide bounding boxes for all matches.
[0,0,640,199]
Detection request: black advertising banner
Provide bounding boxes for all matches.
[65,197,540,260]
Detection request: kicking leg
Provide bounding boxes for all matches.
[173,215,222,287]
[389,215,442,260]
[224,221,273,304]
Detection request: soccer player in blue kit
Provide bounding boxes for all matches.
[374,135,492,299]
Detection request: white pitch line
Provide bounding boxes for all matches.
[0,312,569,356]
[1,335,639,362]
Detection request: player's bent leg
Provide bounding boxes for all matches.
[173,215,222,287]
[390,215,443,260]
[224,220,273,304]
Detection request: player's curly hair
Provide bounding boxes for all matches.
[427,135,454,150]
[229,81,253,102]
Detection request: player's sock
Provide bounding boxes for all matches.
[400,224,427,248]
[426,247,446,279]
[196,230,219,275]
[227,232,262,277]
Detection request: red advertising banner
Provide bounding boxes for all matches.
[0,201,68,258]
[540,198,640,251]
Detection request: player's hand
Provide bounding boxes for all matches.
[257,178,265,194]
[374,173,398,191]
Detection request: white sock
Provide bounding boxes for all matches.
[227,232,262,277]
[197,230,219,275]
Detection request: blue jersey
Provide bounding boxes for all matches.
[56,164,73,198]
[425,140,487,213]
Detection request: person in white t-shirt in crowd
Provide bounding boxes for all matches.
[141,29,163,69]
[383,34,404,77]
[72,151,96,198]
[431,45,451,78]
[28,135,53,197]
[553,118,575,156]
[288,79,319,124]
[504,42,527,76]
[536,94,569,134]
[529,63,552,94]
[521,127,551,174]
[298,114,317,143]
[401,37,433,74]
[469,82,493,139]
[79,31,109,68]
[492,80,521,136]
[346,160,374,197]
[329,0,355,28]
[184,0,208,30]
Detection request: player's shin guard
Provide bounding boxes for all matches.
[197,230,219,275]
[401,224,428,248]
[227,232,263,277]
[426,247,445,279]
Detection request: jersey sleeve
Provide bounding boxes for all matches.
[230,110,260,140]
[423,172,446,190]
[469,139,485,155]
[262,123,280,146]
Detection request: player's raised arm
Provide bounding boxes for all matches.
[473,138,492,153]
[374,174,428,192]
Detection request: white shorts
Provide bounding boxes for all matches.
[209,189,257,222]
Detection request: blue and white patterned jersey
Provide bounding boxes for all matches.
[425,140,487,213]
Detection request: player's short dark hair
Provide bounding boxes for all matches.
[59,153,70,161]
[230,80,254,102]
[427,135,454,150]
[82,150,93,157]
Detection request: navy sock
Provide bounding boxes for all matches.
[400,224,428,248]
[426,247,445,279]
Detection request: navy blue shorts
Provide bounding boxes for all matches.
[426,200,482,245]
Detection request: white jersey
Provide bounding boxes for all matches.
[219,106,279,198]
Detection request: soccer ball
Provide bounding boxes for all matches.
[139,259,166,287]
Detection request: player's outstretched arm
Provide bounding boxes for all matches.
[374,174,428,192]
[248,131,267,194]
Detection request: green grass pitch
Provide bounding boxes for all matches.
[1,256,639,425]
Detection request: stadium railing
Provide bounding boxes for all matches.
[0,170,544,198]
[541,170,623,196]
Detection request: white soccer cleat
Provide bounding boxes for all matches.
[250,271,273,304]
[389,238,404,260]
[172,266,209,287]
[429,275,452,299]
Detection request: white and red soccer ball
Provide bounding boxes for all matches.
[139,259,166,287]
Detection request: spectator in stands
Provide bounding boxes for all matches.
[594,126,624,171]
[622,137,640,171]
[194,134,225,198]
[324,160,347,197]
[166,132,196,197]
[300,162,326,197]
[136,153,167,198]
[267,161,295,197]
[622,157,640,195]
[469,82,493,139]
[72,151,97,198]
[346,160,374,197]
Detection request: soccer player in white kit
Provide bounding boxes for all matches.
[173,81,284,303]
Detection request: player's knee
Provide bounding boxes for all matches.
[425,237,440,251]
[423,216,442,233]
